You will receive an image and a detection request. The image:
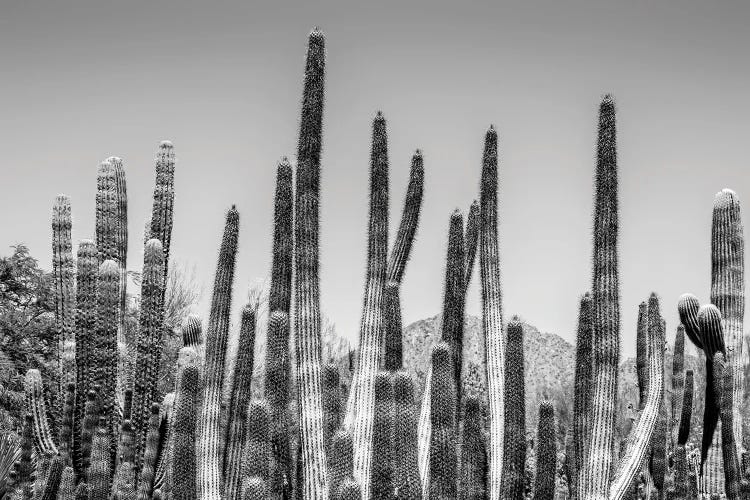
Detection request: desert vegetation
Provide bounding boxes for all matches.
[1,27,750,500]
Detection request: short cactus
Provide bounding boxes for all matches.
[391,371,420,500]
[534,401,556,500]
[501,319,525,500]
[369,372,393,500]
[172,363,199,500]
[428,342,457,500]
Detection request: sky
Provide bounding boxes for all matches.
[2,0,749,358]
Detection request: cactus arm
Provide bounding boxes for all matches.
[392,371,420,500]
[428,343,457,500]
[500,319,525,500]
[463,199,479,292]
[572,292,593,494]
[149,141,176,285]
[534,401,556,500]
[23,370,58,456]
[713,353,742,499]
[172,359,199,500]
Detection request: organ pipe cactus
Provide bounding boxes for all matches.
[428,342,457,500]
[336,479,362,500]
[23,369,58,456]
[136,403,162,499]
[148,141,176,285]
[464,199,480,292]
[442,210,466,419]
[534,401,556,500]
[197,206,240,500]
[710,188,745,457]
[323,363,343,453]
[172,361,199,500]
[671,325,686,451]
[501,318,525,500]
[52,194,76,420]
[132,239,166,467]
[293,27,329,500]
[458,395,487,500]
[370,372,393,500]
[391,371,420,500]
[111,462,137,500]
[59,382,75,463]
[80,389,99,473]
[383,282,404,372]
[58,466,75,500]
[269,157,294,315]
[39,454,64,500]
[572,292,593,494]
[713,353,741,499]
[636,301,649,411]
[329,430,354,500]
[243,400,272,484]
[667,369,694,500]
[224,306,257,500]
[88,418,112,499]
[648,296,667,493]
[479,124,505,499]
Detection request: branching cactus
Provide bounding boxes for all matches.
[428,342,457,500]
[243,400,272,485]
[458,395,487,500]
[348,111,390,500]
[293,27,329,500]
[370,371,393,500]
[391,371,420,500]
[383,282,404,373]
[52,194,76,420]
[698,304,726,479]
[224,306,257,500]
[74,239,98,476]
[534,401,556,500]
[501,318,525,500]
[172,362,199,500]
[23,369,58,456]
[197,206,239,500]
[710,188,745,457]
[677,293,702,350]
[479,124,505,499]
[132,239,166,467]
[329,430,354,500]
[81,389,100,473]
[148,140,176,285]
[578,95,620,500]
[572,292,593,494]
[463,199,479,292]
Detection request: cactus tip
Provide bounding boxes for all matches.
[159,140,173,148]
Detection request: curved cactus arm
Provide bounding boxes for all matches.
[677,293,702,350]
[23,369,58,456]
[609,293,664,500]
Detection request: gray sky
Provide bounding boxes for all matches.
[2,0,749,357]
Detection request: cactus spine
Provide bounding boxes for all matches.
[172,359,199,500]
[713,353,741,499]
[131,239,166,467]
[458,394,487,500]
[479,125,505,499]
[293,27,329,500]
[243,400,272,484]
[224,306,257,500]
[148,141,176,284]
[572,292,593,494]
[391,371,420,500]
[23,369,58,456]
[88,418,113,499]
[52,194,76,422]
[428,342,457,500]
[329,430,354,500]
[671,324,686,452]
[500,318,525,500]
[710,188,745,457]
[534,401,556,500]
[197,206,240,500]
[579,95,620,500]
[647,296,667,493]
[370,372,393,500]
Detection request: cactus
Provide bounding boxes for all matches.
[677,293,702,350]
[572,292,593,494]
[670,325,686,451]
[59,382,75,464]
[171,361,199,500]
[182,314,203,352]
[80,389,99,474]
[111,461,137,500]
[136,404,162,499]
[88,418,112,499]
[710,188,745,457]
[197,206,239,500]
[382,282,403,372]
[712,353,742,499]
[647,296,667,493]
[132,239,166,466]
[265,311,293,499]
[116,419,135,467]
[697,304,725,468]
[38,454,64,500]
[479,124,505,500]
[501,318,525,500]
[463,199,480,292]
[428,342,457,500]
[269,157,294,314]
[73,482,88,499]
[243,400,272,483]
[323,364,343,453]
[328,430,354,500]
[534,401,556,500]
[667,370,693,500]
[153,390,175,497]
[442,210,466,419]
[336,479,362,500]
[224,306,257,500]
[391,371,420,500]
[458,395,487,500]
[578,95,620,500]
[293,27,328,500]
[73,239,98,476]
[52,194,76,422]
[636,301,649,411]
[57,466,75,500]
[241,477,270,500]
[148,141,176,285]
[370,372,393,500]
[23,369,58,456]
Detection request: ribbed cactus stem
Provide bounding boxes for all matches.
[383,282,404,371]
[182,314,203,351]
[442,210,466,420]
[270,157,294,314]
[698,303,725,475]
[74,239,97,477]
[347,111,390,500]
[479,125,504,499]
[241,477,270,500]
[243,400,272,483]
[59,382,75,464]
[464,199,480,291]
[671,324,686,451]
[370,372,393,500]
[677,293,702,350]
[197,206,239,500]
[132,239,166,467]
[112,461,137,500]
[265,311,293,499]
[154,392,175,497]
[74,482,88,499]
[391,371,420,500]
[116,419,135,467]
[39,454,64,500]
[572,292,593,494]
[647,296,666,492]
[608,290,664,500]
[636,301,649,410]
[52,194,76,423]
[323,364,343,453]
[329,430,354,500]
[336,479,362,500]
[172,362,199,500]
[500,318,525,500]
[87,418,112,499]
[580,95,620,500]
[80,389,99,473]
[136,403,162,499]
[23,369,58,456]
[149,141,176,285]
[57,466,75,500]
[710,188,745,457]
[293,27,329,500]
[458,395,487,500]
[17,414,33,487]
[713,353,741,499]
[224,306,257,500]
[428,342,457,500]
[534,401,556,500]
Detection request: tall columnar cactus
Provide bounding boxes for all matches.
[579,95,620,500]
[572,292,593,494]
[93,259,120,462]
[501,318,525,500]
[428,342,457,500]
[348,111,390,500]
[534,401,556,500]
[647,295,667,492]
[80,389,99,473]
[88,418,112,500]
[59,382,75,463]
[148,141,176,285]
[336,479,362,500]
[329,430,354,500]
[224,306,257,500]
[383,283,403,372]
[243,400,272,484]
[172,362,199,500]
[442,210,466,418]
[39,454,64,500]
[667,369,694,500]
[479,124,505,499]
[265,311,293,499]
[712,353,741,499]
[182,314,203,352]
[391,371,420,500]
[52,194,76,420]
[270,157,294,314]
[636,301,649,410]
[17,414,33,487]
[671,324,686,451]
[293,27,329,500]
[23,369,58,456]
[137,403,162,499]
[197,206,239,500]
[458,394,487,500]
[323,363,343,453]
[112,462,137,500]
[132,239,166,466]
[464,199,480,292]
[116,419,135,466]
[74,239,98,476]
[710,188,745,456]
[58,466,75,500]
[370,372,393,500]
[155,392,176,496]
